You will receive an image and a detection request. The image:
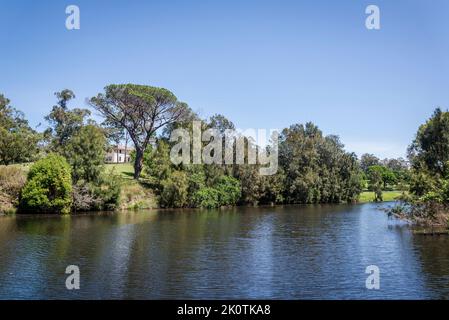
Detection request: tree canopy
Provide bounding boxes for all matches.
[0,94,40,165]
[89,84,190,179]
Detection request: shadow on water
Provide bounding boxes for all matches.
[0,203,448,299]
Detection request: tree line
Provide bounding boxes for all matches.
[0,84,429,215]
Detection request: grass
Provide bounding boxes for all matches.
[359,190,404,203]
[104,163,158,210]
[105,163,135,180]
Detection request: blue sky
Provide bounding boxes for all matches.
[1,0,449,158]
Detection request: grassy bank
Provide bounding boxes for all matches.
[358,190,404,203]
[105,163,135,180]
[106,163,157,210]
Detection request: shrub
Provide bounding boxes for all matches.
[93,173,121,210]
[215,175,241,206]
[0,166,27,214]
[192,187,221,208]
[159,171,188,208]
[72,174,121,212]
[20,154,72,214]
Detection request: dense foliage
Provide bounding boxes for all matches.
[20,154,73,214]
[404,109,449,223]
[64,124,107,184]
[0,94,40,165]
[144,116,364,208]
[3,86,434,215]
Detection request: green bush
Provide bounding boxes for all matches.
[191,176,241,208]
[93,173,121,210]
[159,171,188,208]
[215,175,241,206]
[20,154,72,214]
[192,187,221,208]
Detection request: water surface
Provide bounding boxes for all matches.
[1,203,449,299]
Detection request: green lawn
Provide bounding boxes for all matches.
[359,190,404,203]
[105,163,135,180]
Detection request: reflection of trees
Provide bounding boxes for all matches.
[412,235,449,299]
[0,216,18,278]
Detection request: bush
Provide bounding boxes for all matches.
[0,166,27,214]
[93,174,121,210]
[215,175,241,206]
[190,176,241,208]
[192,187,221,208]
[159,171,188,208]
[20,154,72,214]
[72,174,121,212]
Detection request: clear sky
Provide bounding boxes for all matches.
[1,0,449,159]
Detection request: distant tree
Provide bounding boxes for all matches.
[408,108,449,176]
[278,122,362,204]
[89,84,189,179]
[360,153,380,173]
[0,94,40,165]
[208,114,236,134]
[367,166,383,202]
[64,124,107,184]
[45,89,91,153]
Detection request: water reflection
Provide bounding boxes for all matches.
[0,203,448,299]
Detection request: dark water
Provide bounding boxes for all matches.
[1,202,449,299]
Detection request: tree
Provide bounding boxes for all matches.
[64,124,107,183]
[408,108,449,176]
[360,153,380,172]
[407,108,449,206]
[0,94,40,165]
[278,122,362,204]
[89,84,189,179]
[45,89,91,153]
[20,154,73,214]
[367,166,384,202]
[144,140,172,186]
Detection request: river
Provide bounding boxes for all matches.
[0,202,449,299]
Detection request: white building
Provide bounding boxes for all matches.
[105,145,134,163]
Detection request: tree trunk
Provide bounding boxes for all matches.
[133,147,144,179]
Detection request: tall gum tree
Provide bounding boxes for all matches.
[89,84,189,179]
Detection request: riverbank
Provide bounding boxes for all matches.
[107,164,405,208]
[1,162,405,215]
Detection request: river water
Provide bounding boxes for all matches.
[0,202,449,299]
